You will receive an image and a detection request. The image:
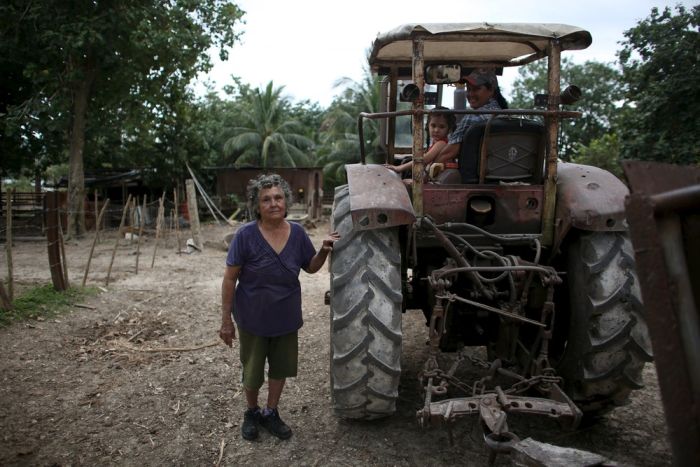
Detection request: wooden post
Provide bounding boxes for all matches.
[106,195,132,287]
[128,197,136,245]
[135,194,146,274]
[94,190,100,243]
[151,195,165,268]
[162,203,170,247]
[45,191,67,291]
[186,179,202,250]
[166,208,174,248]
[174,188,182,253]
[58,216,70,288]
[82,199,110,287]
[0,281,11,311]
[5,188,14,300]
[541,40,562,247]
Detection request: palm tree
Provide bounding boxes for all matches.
[317,66,383,186]
[223,82,315,168]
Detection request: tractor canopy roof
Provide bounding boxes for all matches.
[368,23,592,71]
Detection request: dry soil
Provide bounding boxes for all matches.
[0,221,671,466]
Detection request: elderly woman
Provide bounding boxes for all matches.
[219,173,339,441]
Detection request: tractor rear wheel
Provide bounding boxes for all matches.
[329,185,403,420]
[556,231,653,415]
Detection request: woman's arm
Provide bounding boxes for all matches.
[219,265,241,347]
[305,232,340,274]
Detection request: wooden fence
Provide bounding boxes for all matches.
[0,186,206,311]
[0,191,46,239]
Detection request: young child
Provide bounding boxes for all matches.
[385,106,456,181]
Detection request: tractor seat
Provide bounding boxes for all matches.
[458,118,545,185]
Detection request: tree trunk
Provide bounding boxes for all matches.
[34,165,41,193]
[66,59,96,238]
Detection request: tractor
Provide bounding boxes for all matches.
[327,23,653,445]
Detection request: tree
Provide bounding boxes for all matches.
[317,67,384,187]
[0,3,68,189]
[288,99,325,148]
[190,88,248,169]
[509,58,622,160]
[617,5,700,165]
[223,82,315,168]
[1,0,245,237]
[570,133,623,179]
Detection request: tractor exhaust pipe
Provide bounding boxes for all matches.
[560,85,581,105]
[533,85,581,107]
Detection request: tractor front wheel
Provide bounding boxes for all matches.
[329,185,403,420]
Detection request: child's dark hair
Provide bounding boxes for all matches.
[428,106,456,132]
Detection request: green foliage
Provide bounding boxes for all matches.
[316,67,384,188]
[509,58,622,160]
[44,164,70,187]
[617,5,700,165]
[0,0,245,199]
[0,285,98,327]
[508,60,549,109]
[0,0,68,180]
[190,88,248,170]
[289,100,325,146]
[14,3,696,206]
[223,82,315,168]
[3,177,35,192]
[571,133,623,179]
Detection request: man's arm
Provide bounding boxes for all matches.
[219,265,241,347]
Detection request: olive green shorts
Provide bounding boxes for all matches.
[237,326,298,390]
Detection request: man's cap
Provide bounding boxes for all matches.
[465,68,498,88]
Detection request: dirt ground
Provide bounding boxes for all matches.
[0,220,672,466]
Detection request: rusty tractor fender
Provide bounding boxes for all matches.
[345,163,416,231]
[552,162,629,253]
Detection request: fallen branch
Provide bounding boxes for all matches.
[74,303,97,310]
[215,438,226,467]
[115,339,220,353]
[113,310,127,323]
[127,328,146,342]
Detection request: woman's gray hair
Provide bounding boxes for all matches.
[246,173,293,220]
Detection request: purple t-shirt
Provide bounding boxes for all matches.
[226,221,316,337]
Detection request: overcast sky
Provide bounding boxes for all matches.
[196,0,693,107]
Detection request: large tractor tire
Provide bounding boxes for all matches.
[329,185,403,420]
[556,231,653,415]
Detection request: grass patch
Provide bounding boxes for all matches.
[0,285,99,327]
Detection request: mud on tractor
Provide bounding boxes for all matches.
[327,23,653,446]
